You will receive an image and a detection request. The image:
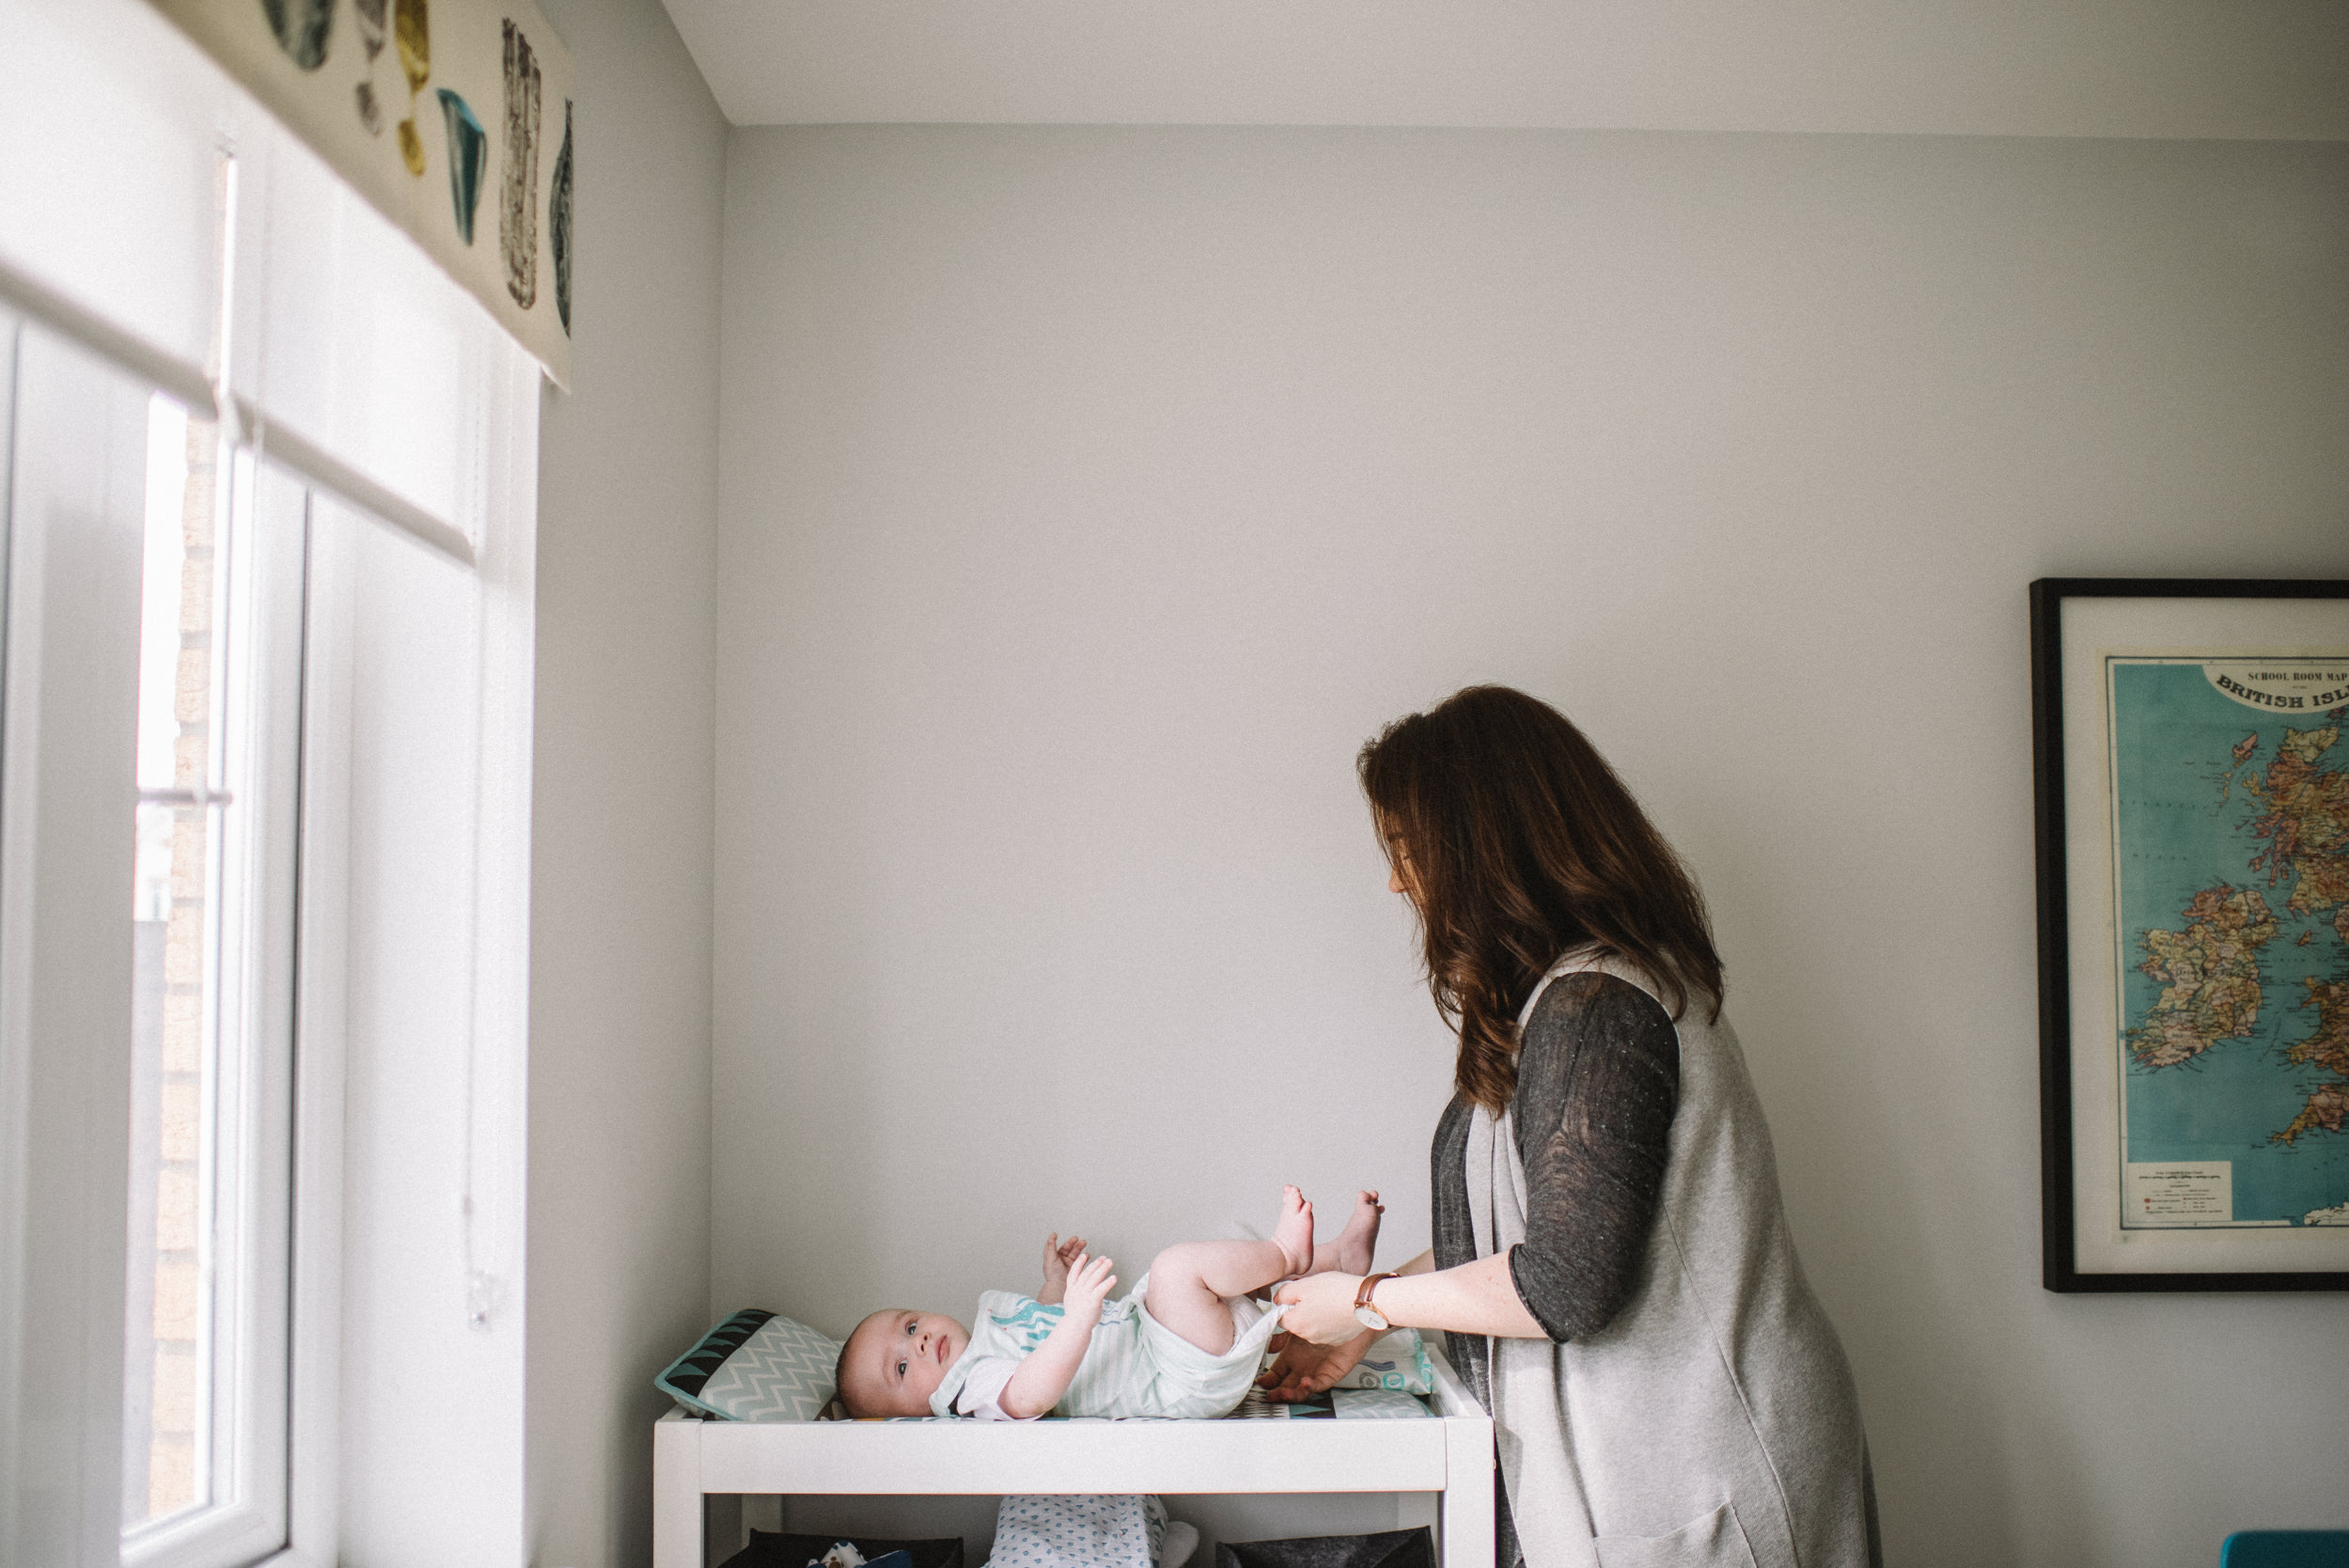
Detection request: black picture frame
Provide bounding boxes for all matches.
[2031,577,2349,1293]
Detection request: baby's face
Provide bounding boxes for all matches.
[841,1308,970,1418]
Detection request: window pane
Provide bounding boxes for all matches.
[122,392,221,1530]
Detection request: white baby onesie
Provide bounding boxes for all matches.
[930,1276,1285,1420]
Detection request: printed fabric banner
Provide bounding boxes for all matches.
[151,0,576,385]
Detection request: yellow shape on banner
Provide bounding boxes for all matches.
[396,0,431,174]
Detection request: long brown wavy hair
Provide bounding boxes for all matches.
[1358,685,1723,1114]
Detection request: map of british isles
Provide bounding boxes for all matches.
[2111,657,2349,1230]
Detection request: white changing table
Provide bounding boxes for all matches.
[653,1347,1495,1568]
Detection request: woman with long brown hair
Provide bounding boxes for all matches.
[1266,685,1878,1568]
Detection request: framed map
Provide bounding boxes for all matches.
[2032,579,2349,1291]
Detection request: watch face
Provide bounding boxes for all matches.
[1354,1307,1388,1332]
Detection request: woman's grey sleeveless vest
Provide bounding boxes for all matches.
[1465,952,1877,1568]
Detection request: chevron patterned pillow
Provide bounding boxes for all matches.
[656,1309,844,1421]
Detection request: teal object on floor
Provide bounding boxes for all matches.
[2222,1533,2349,1568]
[436,88,486,244]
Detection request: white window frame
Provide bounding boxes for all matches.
[117,432,306,1568]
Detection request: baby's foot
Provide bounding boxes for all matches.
[1333,1190,1384,1277]
[1272,1185,1316,1278]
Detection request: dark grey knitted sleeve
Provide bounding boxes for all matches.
[1505,972,1681,1341]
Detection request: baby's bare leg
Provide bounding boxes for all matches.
[1308,1190,1383,1277]
[1145,1186,1316,1354]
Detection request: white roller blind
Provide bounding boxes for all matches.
[0,0,226,407]
[228,101,531,557]
[0,0,538,560]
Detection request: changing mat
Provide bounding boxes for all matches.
[862,1387,1433,1422]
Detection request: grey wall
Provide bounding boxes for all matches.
[528,1,724,1564]
[713,126,2349,1567]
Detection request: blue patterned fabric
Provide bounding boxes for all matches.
[1335,1329,1434,1394]
[1331,1388,1433,1419]
[656,1309,844,1421]
[990,1495,1166,1568]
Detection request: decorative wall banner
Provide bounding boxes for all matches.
[150,0,575,385]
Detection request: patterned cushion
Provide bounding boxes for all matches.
[1331,1387,1434,1419]
[990,1494,1165,1568]
[656,1309,842,1421]
[1335,1328,1434,1394]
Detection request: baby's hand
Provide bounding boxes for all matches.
[1041,1232,1088,1291]
[1062,1252,1117,1317]
[999,1248,1117,1417]
[1039,1232,1089,1302]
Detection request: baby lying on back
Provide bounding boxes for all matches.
[835,1186,1383,1420]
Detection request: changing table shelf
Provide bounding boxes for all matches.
[654,1346,1494,1568]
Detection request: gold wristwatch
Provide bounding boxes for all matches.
[1353,1271,1400,1332]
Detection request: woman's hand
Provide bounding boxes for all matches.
[1257,1328,1374,1402]
[1272,1269,1366,1345]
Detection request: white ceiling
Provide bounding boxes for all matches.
[658,0,2349,139]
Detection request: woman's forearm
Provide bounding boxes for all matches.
[1373,1252,1545,1340]
[1275,1250,1544,1343]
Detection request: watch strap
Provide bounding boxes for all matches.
[1354,1271,1399,1314]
